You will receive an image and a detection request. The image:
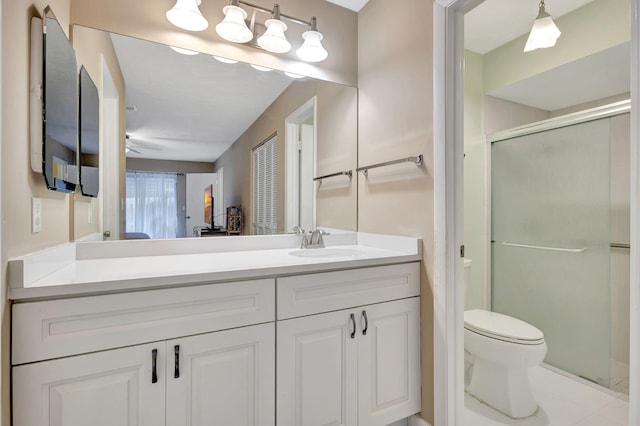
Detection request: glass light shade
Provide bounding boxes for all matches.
[257,19,291,53]
[524,9,561,52]
[166,0,209,32]
[170,46,200,55]
[216,5,253,43]
[296,30,328,62]
[250,64,273,72]
[213,55,238,64]
[285,71,304,79]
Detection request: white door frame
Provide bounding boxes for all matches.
[433,0,640,424]
[284,97,317,233]
[101,56,119,240]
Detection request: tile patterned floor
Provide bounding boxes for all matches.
[464,366,629,425]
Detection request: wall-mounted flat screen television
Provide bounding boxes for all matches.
[204,184,214,229]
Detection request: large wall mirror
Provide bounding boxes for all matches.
[72,26,357,240]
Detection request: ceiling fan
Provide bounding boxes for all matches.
[125,134,163,154]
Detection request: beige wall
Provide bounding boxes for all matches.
[126,158,213,174]
[72,24,126,241]
[357,0,434,422]
[1,1,74,423]
[70,0,357,86]
[214,79,357,234]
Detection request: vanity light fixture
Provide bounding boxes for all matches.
[524,0,561,52]
[216,0,254,43]
[166,0,209,32]
[165,0,329,62]
[296,17,328,62]
[257,4,291,53]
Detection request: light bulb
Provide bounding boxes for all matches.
[296,30,328,62]
[166,0,209,32]
[216,5,253,43]
[257,19,291,53]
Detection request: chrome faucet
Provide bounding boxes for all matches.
[301,229,326,249]
[292,225,305,235]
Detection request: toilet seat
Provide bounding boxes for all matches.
[464,309,544,345]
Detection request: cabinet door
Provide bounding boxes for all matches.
[166,323,275,426]
[358,297,421,426]
[277,309,358,426]
[13,343,165,426]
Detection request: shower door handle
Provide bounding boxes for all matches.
[502,242,586,253]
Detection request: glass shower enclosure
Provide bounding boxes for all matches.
[491,110,629,390]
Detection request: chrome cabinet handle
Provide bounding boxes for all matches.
[350,313,356,339]
[362,310,368,336]
[152,349,158,384]
[174,345,180,379]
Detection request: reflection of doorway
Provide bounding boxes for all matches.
[101,56,119,240]
[285,97,316,233]
[185,173,217,236]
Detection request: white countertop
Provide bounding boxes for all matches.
[9,232,422,301]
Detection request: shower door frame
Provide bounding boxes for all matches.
[432,1,640,426]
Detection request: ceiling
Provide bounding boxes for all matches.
[466,0,630,112]
[112,33,293,162]
[465,0,594,54]
[324,0,369,12]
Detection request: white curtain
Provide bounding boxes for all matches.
[126,171,178,239]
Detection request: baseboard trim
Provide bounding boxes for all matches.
[408,414,432,426]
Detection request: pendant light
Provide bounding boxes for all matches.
[257,5,291,54]
[216,0,254,43]
[524,0,561,52]
[166,0,209,32]
[296,17,328,62]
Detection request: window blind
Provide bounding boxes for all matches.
[253,136,278,235]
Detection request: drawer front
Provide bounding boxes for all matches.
[277,263,420,320]
[12,279,275,365]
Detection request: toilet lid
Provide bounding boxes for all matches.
[464,309,545,345]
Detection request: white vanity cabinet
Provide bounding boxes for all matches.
[166,323,275,426]
[13,323,275,426]
[11,256,422,426]
[276,263,421,426]
[11,279,276,426]
[13,342,166,426]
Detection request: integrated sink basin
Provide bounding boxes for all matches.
[288,248,366,258]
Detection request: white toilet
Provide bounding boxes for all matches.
[463,259,547,419]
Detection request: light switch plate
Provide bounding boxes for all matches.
[32,197,42,233]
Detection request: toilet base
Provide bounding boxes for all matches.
[467,357,538,419]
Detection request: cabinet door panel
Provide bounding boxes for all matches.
[166,323,275,426]
[13,343,165,426]
[277,309,358,426]
[358,298,421,426]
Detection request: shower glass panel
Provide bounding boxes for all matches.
[491,117,611,387]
